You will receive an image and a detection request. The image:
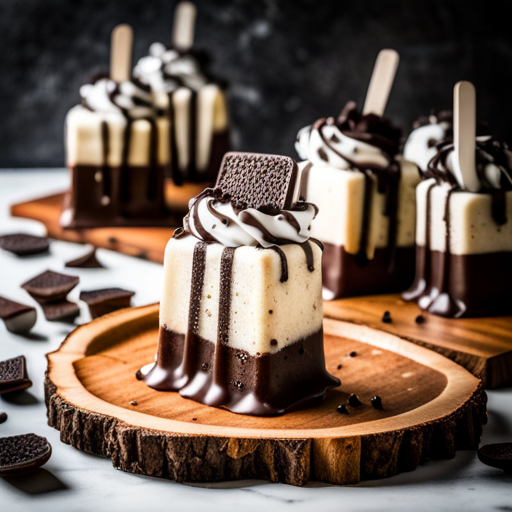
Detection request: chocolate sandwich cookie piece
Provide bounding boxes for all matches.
[0,295,37,334]
[216,152,299,210]
[0,434,52,476]
[0,233,49,256]
[21,270,79,303]
[80,288,135,319]
[478,443,512,473]
[42,300,80,322]
[0,356,32,395]
[65,247,104,268]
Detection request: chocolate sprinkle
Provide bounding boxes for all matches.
[382,311,392,323]
[0,356,32,395]
[337,404,349,415]
[371,395,383,410]
[348,393,363,407]
[215,152,299,210]
[0,434,52,476]
[0,234,49,256]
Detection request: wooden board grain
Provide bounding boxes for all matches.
[45,304,486,486]
[323,294,512,389]
[10,181,204,264]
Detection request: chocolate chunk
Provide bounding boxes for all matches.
[336,404,349,415]
[0,412,7,424]
[0,295,37,334]
[42,300,80,322]
[130,400,138,406]
[80,288,135,319]
[0,356,32,395]
[371,395,383,410]
[478,443,512,473]
[0,234,49,256]
[415,315,426,324]
[347,393,363,407]
[0,434,52,476]
[382,311,392,323]
[215,152,299,210]
[337,364,342,370]
[65,247,104,268]
[349,351,357,357]
[22,270,79,303]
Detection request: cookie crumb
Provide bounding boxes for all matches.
[336,404,349,415]
[382,311,392,323]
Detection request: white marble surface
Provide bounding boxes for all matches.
[0,169,511,512]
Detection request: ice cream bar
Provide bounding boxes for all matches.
[139,152,339,415]
[295,102,421,299]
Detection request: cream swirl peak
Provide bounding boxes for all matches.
[181,188,318,248]
[80,75,154,119]
[295,101,401,170]
[133,43,209,93]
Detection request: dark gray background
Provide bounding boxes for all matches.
[1,0,511,168]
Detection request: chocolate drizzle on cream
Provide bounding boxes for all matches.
[403,137,512,317]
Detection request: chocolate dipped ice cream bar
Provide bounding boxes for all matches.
[295,102,420,299]
[139,152,339,415]
[404,82,512,318]
[133,3,229,185]
[61,25,167,228]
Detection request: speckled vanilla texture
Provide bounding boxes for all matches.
[415,178,512,254]
[298,157,419,258]
[159,236,323,356]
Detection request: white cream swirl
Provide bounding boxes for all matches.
[134,43,208,93]
[184,193,317,248]
[80,77,154,119]
[296,120,389,169]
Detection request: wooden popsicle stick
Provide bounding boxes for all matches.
[172,2,197,51]
[453,81,479,192]
[110,24,133,83]
[362,49,400,116]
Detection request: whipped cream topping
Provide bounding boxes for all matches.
[426,137,512,192]
[295,101,401,170]
[134,43,209,93]
[80,76,154,119]
[181,189,318,248]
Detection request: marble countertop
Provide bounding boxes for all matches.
[0,169,511,512]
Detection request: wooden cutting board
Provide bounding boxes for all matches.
[12,191,512,388]
[45,304,485,486]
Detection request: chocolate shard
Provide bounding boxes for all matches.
[0,233,49,256]
[215,152,299,210]
[0,434,52,476]
[347,393,363,407]
[478,443,512,473]
[80,288,135,319]
[371,395,383,410]
[42,300,80,322]
[0,295,37,334]
[65,247,104,268]
[21,270,79,303]
[0,356,32,395]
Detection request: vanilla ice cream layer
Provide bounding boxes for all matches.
[416,178,512,254]
[298,158,419,258]
[159,236,323,356]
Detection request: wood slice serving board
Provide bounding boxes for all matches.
[10,181,203,264]
[324,295,512,389]
[45,304,486,486]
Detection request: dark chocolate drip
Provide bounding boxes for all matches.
[206,199,231,226]
[191,198,217,242]
[120,118,134,203]
[356,171,374,266]
[188,90,198,181]
[213,247,236,393]
[181,242,208,377]
[299,241,315,272]
[147,117,159,201]
[100,121,111,200]
[238,211,292,246]
[309,237,324,251]
[491,190,507,225]
[167,91,182,186]
[268,246,288,282]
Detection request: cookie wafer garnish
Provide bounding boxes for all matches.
[215,152,299,210]
[0,434,52,476]
[65,247,104,268]
[0,295,37,334]
[42,300,80,322]
[80,288,135,319]
[478,443,512,473]
[0,234,49,256]
[22,270,79,303]
[0,356,32,395]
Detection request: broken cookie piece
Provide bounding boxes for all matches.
[0,434,52,476]
[0,355,32,395]
[21,270,79,303]
[80,288,135,319]
[0,233,50,256]
[0,295,37,334]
